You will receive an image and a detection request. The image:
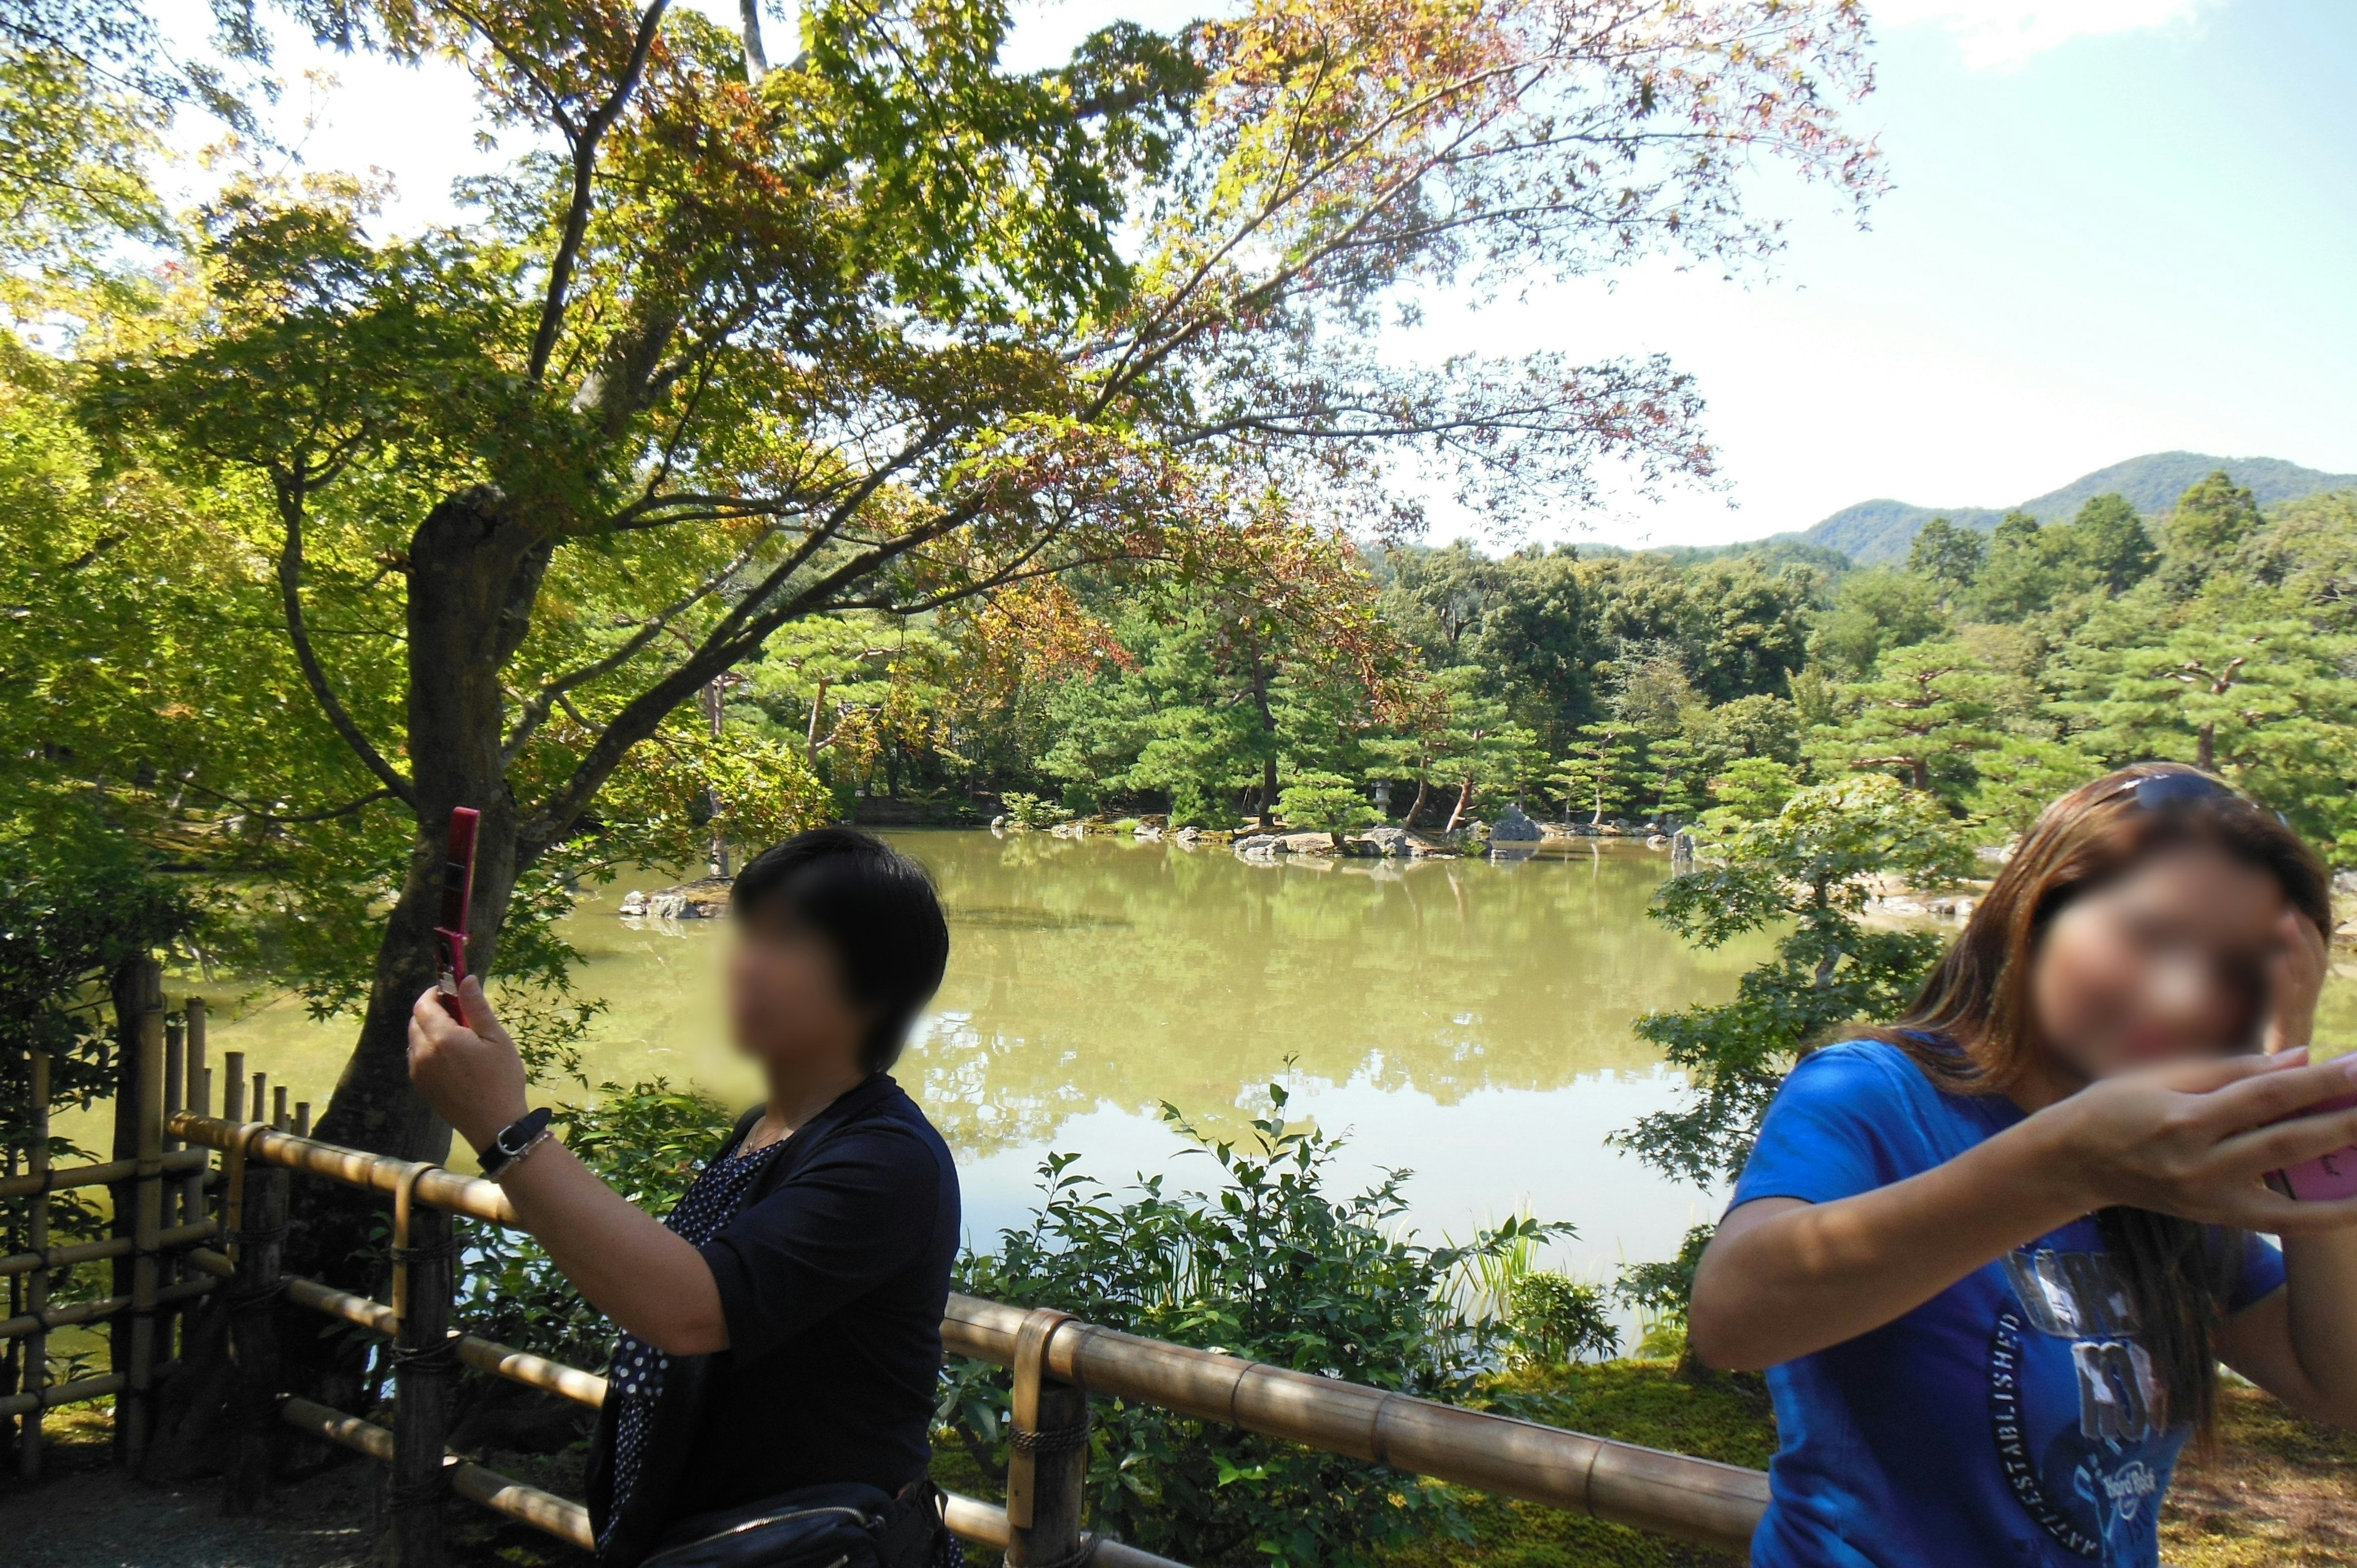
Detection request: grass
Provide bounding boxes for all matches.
[2160,1382,2357,1568]
[1385,1361,2357,1568]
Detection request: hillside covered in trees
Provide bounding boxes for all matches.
[1780,451,2357,565]
[694,469,2357,864]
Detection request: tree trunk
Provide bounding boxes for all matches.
[738,0,768,82]
[1444,778,1473,834]
[1250,655,1277,830]
[1909,757,1930,793]
[703,676,730,877]
[805,678,829,768]
[109,956,163,1464]
[1404,776,1430,829]
[313,488,549,1173]
[263,488,549,1445]
[2197,721,2216,773]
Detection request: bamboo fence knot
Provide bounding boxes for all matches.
[389,1161,443,1324]
[1005,1307,1084,1534]
[392,1330,464,1374]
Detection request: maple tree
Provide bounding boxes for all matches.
[60,0,1878,1168]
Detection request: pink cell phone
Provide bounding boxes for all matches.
[2277,1085,2357,1201]
[433,808,480,1021]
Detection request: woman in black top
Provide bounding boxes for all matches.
[408,828,961,1566]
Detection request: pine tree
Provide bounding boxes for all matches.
[1550,720,1643,825]
[1807,640,2023,804]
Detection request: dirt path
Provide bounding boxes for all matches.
[2,1413,372,1568]
[1,1408,579,1568]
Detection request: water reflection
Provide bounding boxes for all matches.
[894,833,1771,1156]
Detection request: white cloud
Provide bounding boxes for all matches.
[1873,0,2218,69]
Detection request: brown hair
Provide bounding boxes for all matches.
[1879,761,2329,1435]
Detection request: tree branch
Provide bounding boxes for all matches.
[500,526,781,766]
[176,779,395,825]
[526,0,673,385]
[273,474,416,808]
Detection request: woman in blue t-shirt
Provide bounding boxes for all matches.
[1689,763,2357,1567]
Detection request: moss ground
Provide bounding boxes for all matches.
[1386,1362,2357,1568]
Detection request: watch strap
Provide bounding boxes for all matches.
[476,1106,554,1180]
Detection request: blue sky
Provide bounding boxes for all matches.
[155,1,2357,548]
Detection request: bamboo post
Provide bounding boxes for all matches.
[162,1017,185,1365]
[18,1049,49,1480]
[1004,1308,1090,1568]
[123,1004,166,1467]
[109,956,163,1462]
[182,1000,209,1354]
[273,1086,288,1132]
[219,1052,246,1261]
[249,1072,267,1127]
[223,1128,286,1515]
[293,1103,312,1138]
[390,1163,457,1568]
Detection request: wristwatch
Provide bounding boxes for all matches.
[475,1106,554,1181]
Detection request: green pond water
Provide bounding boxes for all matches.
[130,832,1768,1289]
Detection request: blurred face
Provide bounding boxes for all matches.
[724,914,872,1079]
[2029,843,2288,1080]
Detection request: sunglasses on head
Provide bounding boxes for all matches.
[2102,770,2284,822]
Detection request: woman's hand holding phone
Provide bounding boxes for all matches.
[408,976,530,1153]
[2032,1049,2357,1230]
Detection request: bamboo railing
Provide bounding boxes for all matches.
[9,995,1769,1565]
[159,1108,1770,1562]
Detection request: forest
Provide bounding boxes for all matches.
[687,469,2357,860]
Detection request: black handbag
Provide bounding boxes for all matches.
[639,1480,946,1568]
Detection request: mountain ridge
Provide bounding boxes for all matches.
[1779,452,2357,565]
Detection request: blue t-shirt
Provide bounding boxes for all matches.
[1732,1041,2286,1568]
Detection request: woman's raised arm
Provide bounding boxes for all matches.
[409,978,730,1356]
[1692,1051,2357,1372]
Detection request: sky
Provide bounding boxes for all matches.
[150,0,2357,549]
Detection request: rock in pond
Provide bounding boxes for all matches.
[621,876,732,919]
[1490,804,1544,841]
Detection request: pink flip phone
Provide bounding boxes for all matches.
[434,807,481,1021]
[2277,1085,2357,1201]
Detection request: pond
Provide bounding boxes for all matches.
[168,830,1771,1294]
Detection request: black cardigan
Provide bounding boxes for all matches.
[586,1074,961,1566]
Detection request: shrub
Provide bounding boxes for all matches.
[1504,1273,1621,1365]
[946,1084,1562,1568]
[1,830,196,1323]
[1000,792,1072,829]
[1614,1224,1714,1362]
[1275,771,1379,844]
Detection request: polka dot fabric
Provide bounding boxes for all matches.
[598,1135,785,1549]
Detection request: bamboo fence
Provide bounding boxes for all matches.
[9,1003,1771,1566]
[2,965,220,1477]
